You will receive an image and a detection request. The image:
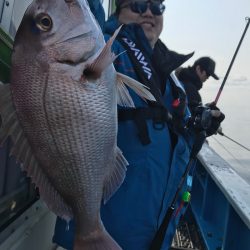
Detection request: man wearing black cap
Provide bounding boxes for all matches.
[176,56,219,114]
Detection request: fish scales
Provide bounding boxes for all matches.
[12,62,117,214]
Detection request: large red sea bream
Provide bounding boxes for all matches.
[0,0,155,249]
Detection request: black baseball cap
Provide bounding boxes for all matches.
[193,57,219,80]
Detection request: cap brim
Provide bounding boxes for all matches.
[211,73,219,80]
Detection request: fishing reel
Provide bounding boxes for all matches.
[192,105,213,131]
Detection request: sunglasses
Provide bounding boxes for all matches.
[121,1,165,16]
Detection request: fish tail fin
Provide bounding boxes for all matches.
[116,72,156,107]
[74,229,122,250]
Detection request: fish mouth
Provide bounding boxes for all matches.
[57,57,88,66]
[57,30,93,44]
[55,30,97,65]
[56,50,94,66]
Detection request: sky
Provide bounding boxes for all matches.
[161,0,250,87]
[160,1,250,180]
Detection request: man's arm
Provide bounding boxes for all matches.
[87,0,105,31]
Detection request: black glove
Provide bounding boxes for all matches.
[191,103,225,137]
[205,102,225,137]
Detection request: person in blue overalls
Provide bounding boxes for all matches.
[53,1,225,249]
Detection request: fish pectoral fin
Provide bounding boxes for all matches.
[116,75,135,108]
[116,72,156,107]
[0,82,72,221]
[102,147,128,204]
[83,26,123,81]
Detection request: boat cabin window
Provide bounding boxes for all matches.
[0,0,32,38]
[103,0,116,18]
[0,0,4,22]
[0,0,4,16]
[0,0,116,38]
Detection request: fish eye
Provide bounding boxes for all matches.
[35,13,52,32]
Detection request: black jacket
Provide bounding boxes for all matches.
[176,67,203,114]
[152,40,194,94]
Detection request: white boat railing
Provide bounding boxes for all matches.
[199,143,250,229]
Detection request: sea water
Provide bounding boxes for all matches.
[200,82,250,183]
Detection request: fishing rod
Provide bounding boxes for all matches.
[214,17,250,104]
[150,17,250,250]
[150,131,206,250]
[217,129,250,152]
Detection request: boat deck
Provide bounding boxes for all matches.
[171,212,206,250]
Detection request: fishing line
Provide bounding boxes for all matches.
[211,136,247,169]
[217,130,250,151]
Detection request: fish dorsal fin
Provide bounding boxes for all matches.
[116,72,156,107]
[83,26,123,80]
[0,83,73,221]
[102,147,128,204]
